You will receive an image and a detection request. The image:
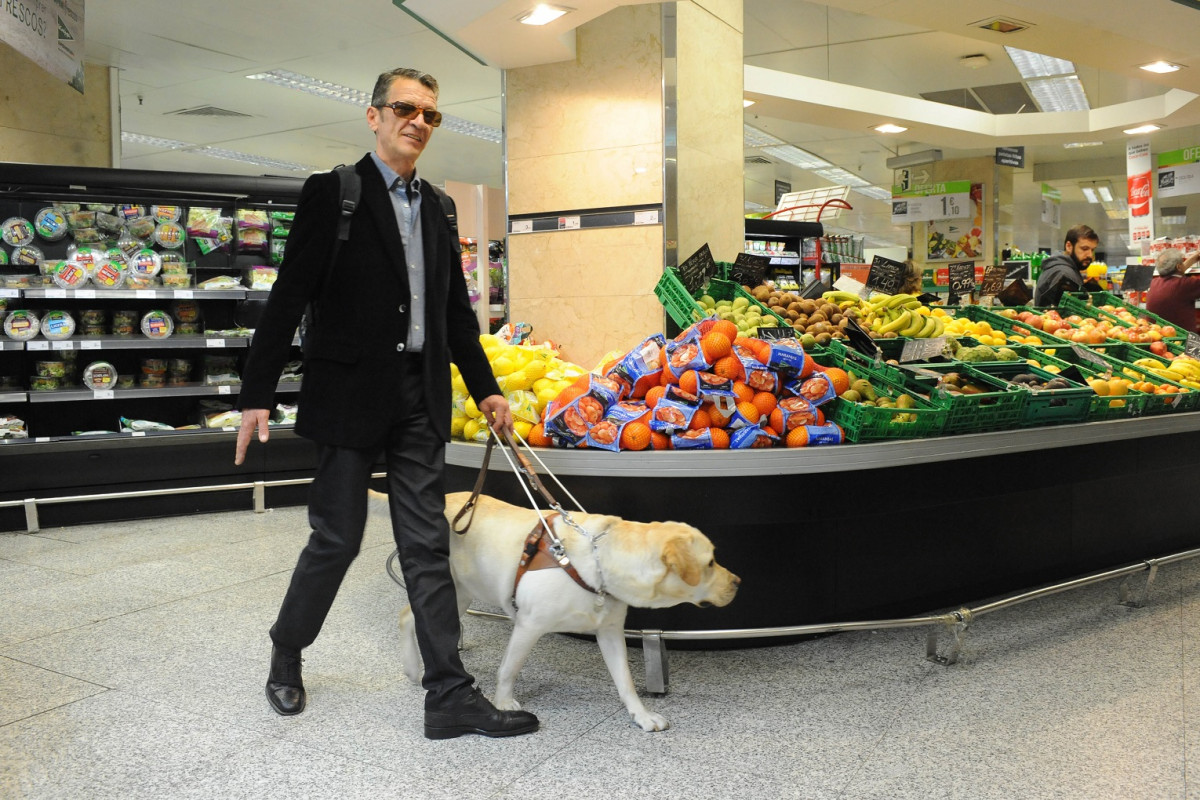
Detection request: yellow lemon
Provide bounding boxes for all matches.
[503,369,531,391]
[513,420,533,439]
[532,377,553,394]
[463,418,482,441]
[536,387,560,407]
[464,397,482,419]
[491,356,516,377]
[479,333,500,349]
[451,374,468,395]
[450,362,460,378]
[524,359,546,381]
[450,417,467,438]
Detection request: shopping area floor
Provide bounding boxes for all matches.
[1,505,1197,800]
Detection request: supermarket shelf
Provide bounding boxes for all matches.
[0,341,25,351]
[0,422,296,447]
[22,335,251,352]
[447,411,1200,478]
[508,203,662,235]
[0,392,26,403]
[22,288,247,300]
[26,380,300,403]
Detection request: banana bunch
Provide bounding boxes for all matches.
[820,291,945,339]
[1131,355,1200,390]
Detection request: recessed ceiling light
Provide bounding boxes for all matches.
[976,17,1029,34]
[517,4,571,25]
[743,99,755,108]
[1097,183,1114,202]
[959,54,990,69]
[874,123,907,134]
[1080,185,1099,204]
[1124,124,1163,134]
[1140,61,1182,74]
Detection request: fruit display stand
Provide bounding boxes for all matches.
[442,410,1200,645]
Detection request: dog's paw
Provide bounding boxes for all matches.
[492,696,523,711]
[632,710,669,732]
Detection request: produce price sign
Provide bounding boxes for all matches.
[1121,263,1154,293]
[947,261,975,295]
[757,327,794,341]
[900,337,947,363]
[729,253,772,287]
[980,265,1007,297]
[865,256,906,295]
[676,243,717,295]
[844,317,883,361]
[1186,333,1200,359]
[890,181,973,224]
[1072,345,1112,375]
[996,278,1032,307]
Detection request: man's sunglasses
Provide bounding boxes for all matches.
[377,101,443,127]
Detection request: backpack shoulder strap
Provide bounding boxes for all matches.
[427,182,461,251]
[332,164,361,246]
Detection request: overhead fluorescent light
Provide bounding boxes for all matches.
[885,149,942,169]
[853,186,893,201]
[1124,123,1162,134]
[1027,75,1090,112]
[874,123,907,134]
[813,167,871,188]
[1080,184,1099,203]
[517,4,571,25]
[121,131,317,173]
[743,123,785,148]
[1005,46,1075,79]
[762,145,833,170]
[1140,61,1182,74]
[1097,182,1114,202]
[1064,141,1104,148]
[245,69,502,143]
[743,99,756,108]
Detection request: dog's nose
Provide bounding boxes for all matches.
[732,573,742,586]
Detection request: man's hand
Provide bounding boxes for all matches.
[234,408,272,465]
[477,394,513,437]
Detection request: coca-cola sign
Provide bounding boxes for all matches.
[1128,172,1152,217]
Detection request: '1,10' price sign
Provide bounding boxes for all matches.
[890,181,972,224]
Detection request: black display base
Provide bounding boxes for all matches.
[445,427,1200,646]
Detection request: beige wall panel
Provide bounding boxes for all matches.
[687,0,744,32]
[0,51,111,167]
[508,225,664,367]
[507,143,663,214]
[676,143,745,263]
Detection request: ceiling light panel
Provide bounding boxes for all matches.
[761,145,832,170]
[517,4,571,25]
[743,124,785,147]
[813,167,871,188]
[1124,124,1162,134]
[1064,141,1104,148]
[1027,76,1090,112]
[1005,46,1075,79]
[874,123,907,134]
[121,132,316,172]
[1140,61,1182,74]
[245,70,501,143]
[853,186,893,201]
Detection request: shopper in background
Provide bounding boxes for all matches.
[233,67,537,740]
[1033,224,1103,306]
[900,259,923,295]
[1146,247,1200,333]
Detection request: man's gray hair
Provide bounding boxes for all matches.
[371,68,439,107]
[1156,248,1185,276]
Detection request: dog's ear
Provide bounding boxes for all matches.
[662,535,701,586]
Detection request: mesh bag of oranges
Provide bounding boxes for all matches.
[543,373,624,445]
[604,333,666,399]
[585,399,652,451]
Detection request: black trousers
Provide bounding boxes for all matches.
[270,358,473,706]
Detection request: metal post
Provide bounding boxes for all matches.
[23,498,38,533]
[1118,564,1159,608]
[642,630,668,694]
[253,481,266,513]
[926,611,971,666]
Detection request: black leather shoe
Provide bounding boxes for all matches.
[424,688,539,739]
[265,646,306,716]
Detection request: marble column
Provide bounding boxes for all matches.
[506,1,744,368]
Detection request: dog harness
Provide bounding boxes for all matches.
[512,512,600,609]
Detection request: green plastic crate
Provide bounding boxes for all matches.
[1103,357,1200,414]
[968,361,1094,427]
[811,349,947,441]
[705,278,791,330]
[1063,291,1182,331]
[870,360,1027,435]
[955,306,1080,347]
[1003,344,1152,421]
[1058,294,1186,344]
[654,267,709,328]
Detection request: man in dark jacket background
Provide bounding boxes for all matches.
[1033,224,1102,306]
[233,67,537,740]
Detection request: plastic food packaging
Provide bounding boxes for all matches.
[4,309,40,341]
[2,217,36,246]
[140,310,174,339]
[92,260,127,289]
[171,300,200,323]
[65,210,96,229]
[116,204,146,221]
[128,248,162,277]
[126,216,157,239]
[160,272,191,288]
[40,311,76,340]
[71,227,108,244]
[153,220,185,249]
[10,244,44,267]
[82,361,119,391]
[151,205,182,222]
[112,310,138,336]
[34,207,69,241]
[52,260,90,289]
[35,361,66,378]
[95,212,125,234]
[116,375,135,388]
[30,375,60,391]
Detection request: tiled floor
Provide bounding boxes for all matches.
[1,505,1197,799]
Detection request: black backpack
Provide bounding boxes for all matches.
[300,164,460,352]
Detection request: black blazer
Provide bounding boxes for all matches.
[237,154,500,448]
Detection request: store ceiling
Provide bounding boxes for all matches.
[76,0,1200,248]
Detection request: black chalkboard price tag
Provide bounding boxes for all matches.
[676,243,717,295]
[865,255,906,296]
[997,278,1033,307]
[1121,263,1154,293]
[1071,344,1112,375]
[980,265,1007,297]
[900,336,947,363]
[729,253,771,287]
[947,261,975,295]
[1185,332,1200,358]
[757,326,794,341]
[844,317,883,360]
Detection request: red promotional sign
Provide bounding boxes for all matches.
[1128,172,1152,217]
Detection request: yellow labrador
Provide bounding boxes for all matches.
[381,491,739,732]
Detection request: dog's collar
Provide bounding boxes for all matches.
[512,513,606,611]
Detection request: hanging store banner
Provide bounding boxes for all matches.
[0,0,84,93]
[1156,146,1200,199]
[890,180,972,224]
[923,183,985,262]
[1040,183,1061,227]
[1127,138,1154,246]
